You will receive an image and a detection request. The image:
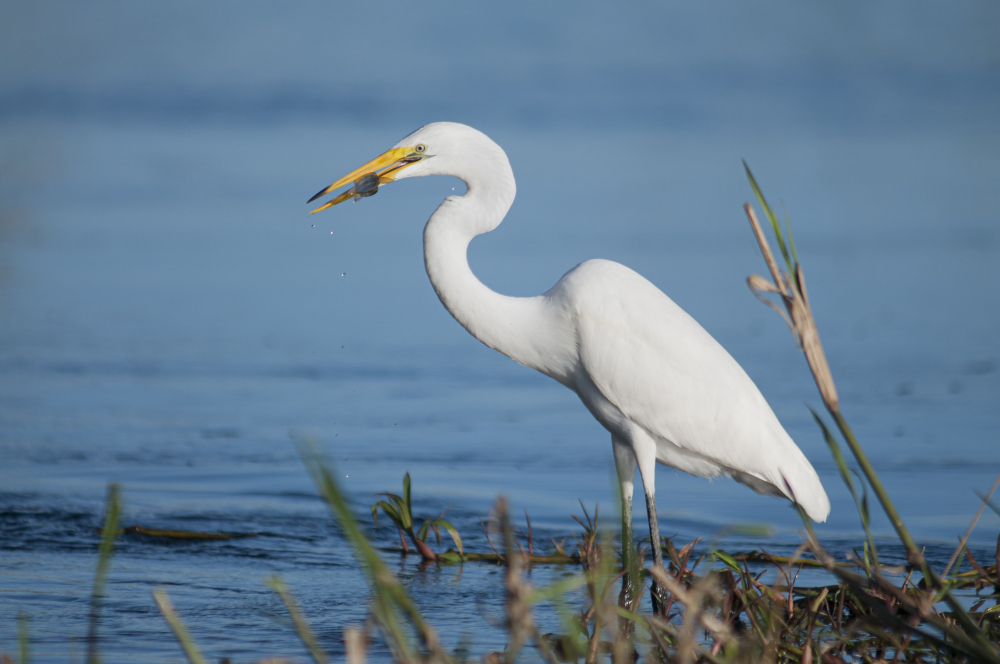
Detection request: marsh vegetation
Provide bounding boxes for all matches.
[7,176,1000,664]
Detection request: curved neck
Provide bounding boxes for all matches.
[422,181,570,382]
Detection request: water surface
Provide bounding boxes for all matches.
[1,1,999,660]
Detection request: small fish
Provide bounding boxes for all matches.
[352,172,380,201]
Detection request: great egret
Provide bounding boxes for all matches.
[308,122,830,599]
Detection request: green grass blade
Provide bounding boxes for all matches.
[416,520,431,541]
[374,500,403,528]
[265,575,328,664]
[782,202,799,267]
[549,597,589,661]
[744,162,793,275]
[377,493,410,529]
[303,455,413,658]
[402,472,412,526]
[152,588,208,664]
[427,518,464,556]
[853,469,872,530]
[87,483,120,664]
[810,408,879,568]
[18,611,29,664]
[297,440,448,661]
[713,549,743,574]
[523,574,587,606]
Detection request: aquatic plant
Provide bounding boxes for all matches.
[370,472,464,561]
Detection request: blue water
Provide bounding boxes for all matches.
[2,1,999,661]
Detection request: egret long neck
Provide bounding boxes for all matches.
[422,185,569,383]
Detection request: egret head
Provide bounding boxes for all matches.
[307,122,512,214]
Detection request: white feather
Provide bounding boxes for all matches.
[355,122,829,524]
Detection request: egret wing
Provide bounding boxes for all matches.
[565,260,829,520]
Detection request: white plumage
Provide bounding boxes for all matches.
[309,121,829,582]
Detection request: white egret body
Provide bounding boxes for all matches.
[308,123,830,589]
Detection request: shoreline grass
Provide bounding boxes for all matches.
[6,171,1000,663]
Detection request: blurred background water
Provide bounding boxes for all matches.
[1,1,999,661]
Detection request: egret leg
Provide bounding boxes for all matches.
[631,428,666,614]
[612,438,637,618]
[643,491,666,613]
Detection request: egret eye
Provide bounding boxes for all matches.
[415,144,426,153]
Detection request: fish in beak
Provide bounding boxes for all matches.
[307,145,428,214]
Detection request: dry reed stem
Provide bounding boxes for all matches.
[344,626,367,664]
[744,203,839,411]
[496,498,562,664]
[649,567,731,663]
[745,198,932,579]
[942,472,1000,577]
[747,197,995,651]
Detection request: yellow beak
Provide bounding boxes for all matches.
[307,146,424,214]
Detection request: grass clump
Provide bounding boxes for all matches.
[370,472,464,562]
